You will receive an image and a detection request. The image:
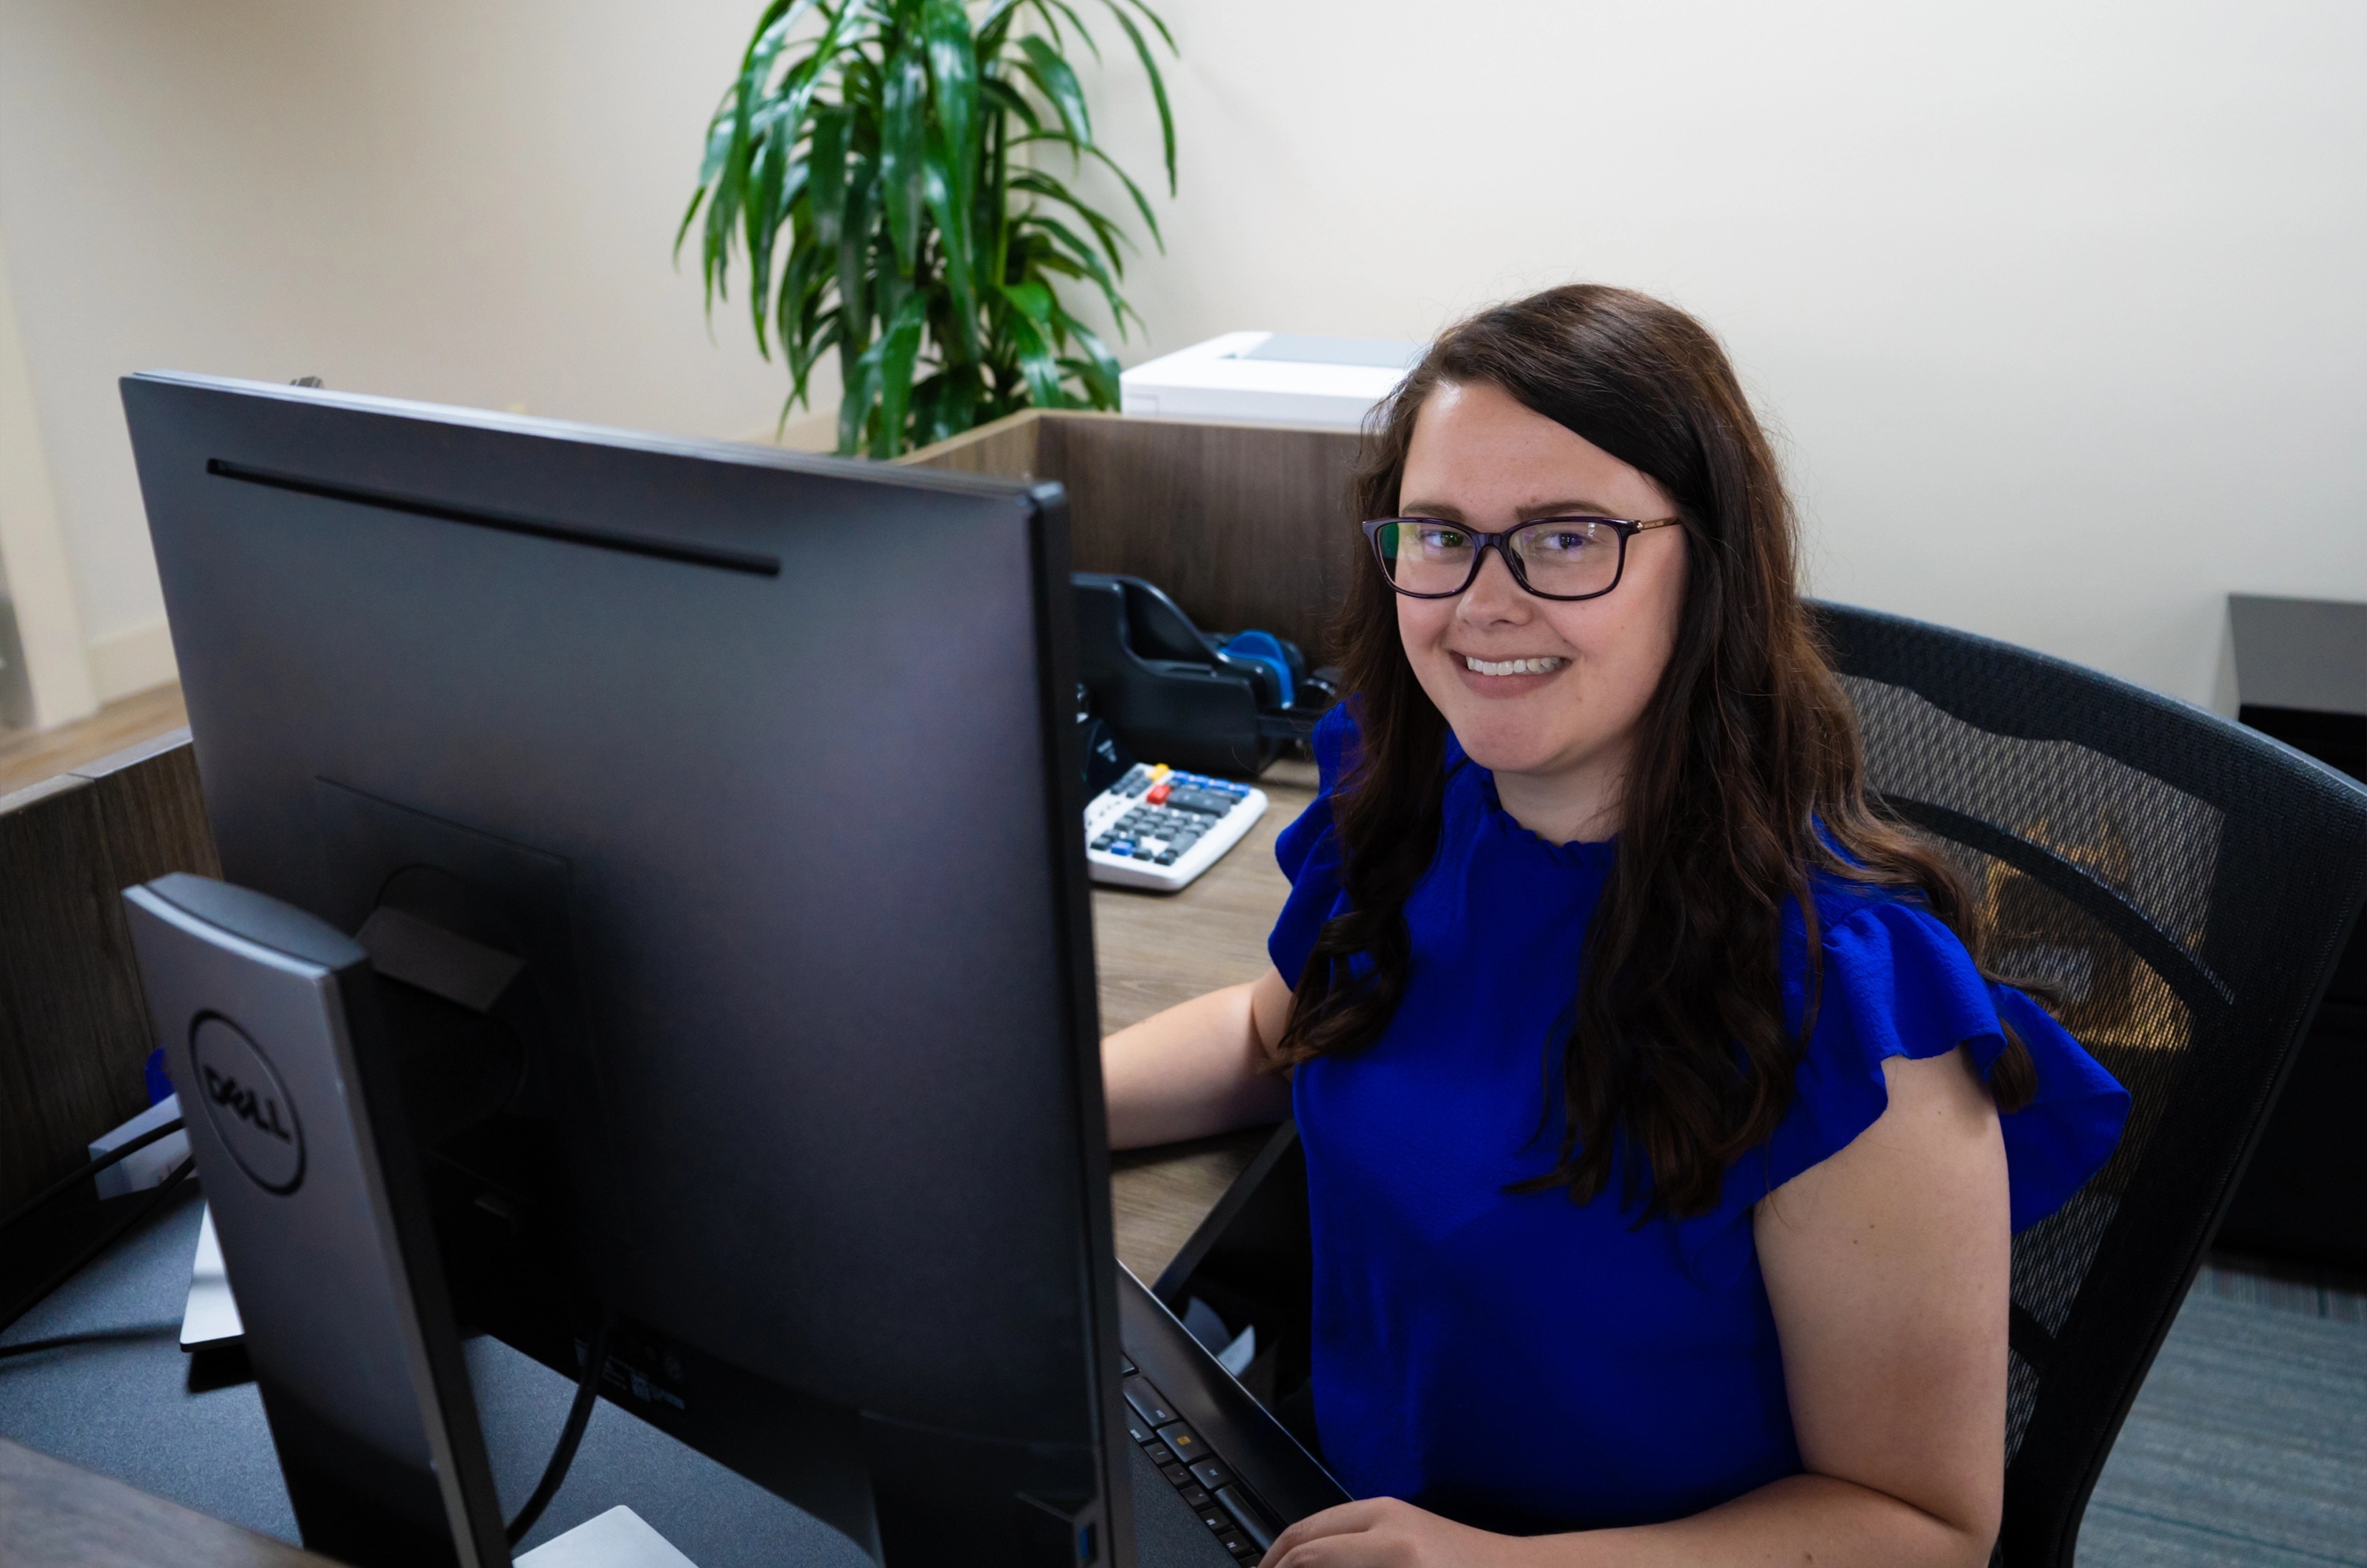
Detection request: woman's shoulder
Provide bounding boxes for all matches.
[1673,866,2132,1288]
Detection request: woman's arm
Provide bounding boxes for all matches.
[1102,967,1296,1150]
[1260,1044,2011,1567]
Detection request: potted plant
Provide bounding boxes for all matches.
[682,0,1178,458]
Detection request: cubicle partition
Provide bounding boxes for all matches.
[0,731,217,1218]
[904,410,1366,664]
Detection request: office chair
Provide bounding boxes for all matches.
[1155,602,2367,1567]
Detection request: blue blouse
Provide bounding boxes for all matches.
[1266,707,2130,1533]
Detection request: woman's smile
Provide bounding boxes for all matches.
[1453,651,1570,694]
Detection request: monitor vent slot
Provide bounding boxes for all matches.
[205,458,781,578]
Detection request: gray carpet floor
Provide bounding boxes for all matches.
[2079,1264,2367,1566]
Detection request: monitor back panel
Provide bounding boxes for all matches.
[121,374,1125,1561]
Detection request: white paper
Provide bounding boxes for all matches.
[517,1506,701,1568]
[179,1203,245,1349]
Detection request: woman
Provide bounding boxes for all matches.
[1101,285,2128,1567]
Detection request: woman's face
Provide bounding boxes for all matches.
[1394,379,1688,809]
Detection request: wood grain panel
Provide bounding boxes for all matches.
[0,684,188,797]
[906,412,1366,664]
[0,734,219,1213]
[899,406,1044,478]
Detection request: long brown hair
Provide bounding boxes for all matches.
[1271,284,2033,1220]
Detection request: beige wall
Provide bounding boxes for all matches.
[3,1,2362,711]
[1072,0,2367,710]
[0,0,806,703]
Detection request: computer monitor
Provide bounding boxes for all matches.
[121,373,1131,1566]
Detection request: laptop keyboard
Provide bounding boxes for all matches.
[1119,1354,1280,1559]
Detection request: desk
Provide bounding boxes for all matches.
[0,763,1319,1567]
[1103,759,1316,1285]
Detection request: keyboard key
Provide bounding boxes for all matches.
[1154,1423,1206,1465]
[1121,1378,1176,1427]
[1188,1458,1233,1491]
[1216,1534,1254,1557]
[1199,1508,1229,1533]
[1216,1486,1277,1550]
[1155,852,1178,865]
[1141,1442,1177,1468]
[1126,1419,1153,1444]
[1160,1463,1193,1488]
[1180,1486,1214,1510]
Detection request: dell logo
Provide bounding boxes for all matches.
[203,1063,295,1144]
[190,1013,306,1193]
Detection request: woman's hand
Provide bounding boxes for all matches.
[1260,1498,1542,1568]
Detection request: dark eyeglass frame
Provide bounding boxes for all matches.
[1359,515,1683,601]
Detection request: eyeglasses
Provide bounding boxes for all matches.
[1360,515,1682,601]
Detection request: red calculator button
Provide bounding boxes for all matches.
[1146,783,1172,804]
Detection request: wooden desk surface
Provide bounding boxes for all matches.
[1100,760,1316,1285]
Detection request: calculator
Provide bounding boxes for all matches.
[1085,763,1268,892]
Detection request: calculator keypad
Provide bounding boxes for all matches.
[1085,765,1265,892]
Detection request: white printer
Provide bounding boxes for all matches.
[1118,331,1422,430]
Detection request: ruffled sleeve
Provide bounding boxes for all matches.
[1676,897,2132,1290]
[1267,704,1360,985]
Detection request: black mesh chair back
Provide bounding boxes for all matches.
[1815,602,2367,1565]
[1156,603,2367,1566]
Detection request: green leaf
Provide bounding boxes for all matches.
[744,134,792,354]
[1078,140,1163,249]
[1101,0,1175,194]
[1001,306,1069,410]
[872,291,930,457]
[879,42,929,273]
[838,154,880,360]
[839,336,882,453]
[1001,277,1054,326]
[920,0,978,184]
[1016,34,1093,146]
[978,75,1042,135]
[1016,212,1135,330]
[1009,165,1134,273]
[692,111,736,208]
[922,128,980,359]
[1114,0,1176,55]
[1031,0,1102,63]
[674,184,709,267]
[808,103,852,252]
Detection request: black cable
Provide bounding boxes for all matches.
[506,1316,611,1546]
[0,1117,188,1239]
[0,1156,197,1338]
[0,1323,181,1361]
